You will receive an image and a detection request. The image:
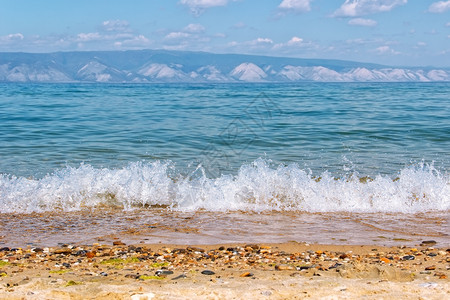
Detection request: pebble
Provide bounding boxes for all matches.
[54,248,72,255]
[275,264,294,271]
[0,242,447,287]
[328,263,342,269]
[155,270,173,276]
[402,255,415,261]
[420,240,437,246]
[187,247,205,253]
[130,293,155,300]
[240,272,254,277]
[380,257,390,264]
[201,270,215,275]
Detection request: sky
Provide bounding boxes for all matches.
[0,0,449,67]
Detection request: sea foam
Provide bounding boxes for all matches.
[0,159,448,213]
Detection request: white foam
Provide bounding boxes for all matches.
[0,159,448,213]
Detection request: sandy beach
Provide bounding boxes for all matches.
[0,241,448,299]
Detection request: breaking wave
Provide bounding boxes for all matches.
[0,159,448,214]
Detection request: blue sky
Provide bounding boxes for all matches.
[0,0,449,67]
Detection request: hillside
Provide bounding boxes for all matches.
[0,50,449,83]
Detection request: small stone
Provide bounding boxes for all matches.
[99,272,108,276]
[171,274,187,280]
[62,263,71,268]
[425,266,436,271]
[420,240,436,246]
[328,263,342,269]
[131,293,156,300]
[187,247,205,252]
[125,274,140,279]
[113,241,126,246]
[86,251,96,258]
[74,250,87,256]
[244,244,260,251]
[54,248,72,255]
[275,264,294,271]
[201,270,215,275]
[240,272,253,277]
[380,257,390,264]
[402,255,415,261]
[155,270,173,276]
[172,248,187,254]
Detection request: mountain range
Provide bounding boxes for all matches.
[1,50,449,83]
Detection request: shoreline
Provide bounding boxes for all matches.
[1,241,448,299]
[1,209,448,249]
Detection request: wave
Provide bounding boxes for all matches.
[0,159,448,214]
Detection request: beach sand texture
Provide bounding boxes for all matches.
[0,242,448,299]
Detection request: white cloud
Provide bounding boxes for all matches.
[184,23,206,33]
[115,35,151,48]
[278,0,313,13]
[348,18,377,26]
[429,1,450,13]
[0,33,24,42]
[333,0,407,17]
[226,37,276,53]
[417,41,426,47]
[164,23,206,40]
[446,22,450,27]
[375,45,400,55]
[180,0,229,15]
[180,0,228,8]
[165,32,191,40]
[250,38,274,45]
[273,36,316,52]
[76,31,151,49]
[101,20,130,32]
[77,32,102,42]
[287,36,304,45]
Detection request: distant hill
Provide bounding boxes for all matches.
[0,50,449,83]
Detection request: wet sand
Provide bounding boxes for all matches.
[0,242,448,299]
[1,209,448,248]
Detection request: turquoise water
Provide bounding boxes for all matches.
[0,82,449,213]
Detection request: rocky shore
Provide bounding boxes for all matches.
[0,241,449,299]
